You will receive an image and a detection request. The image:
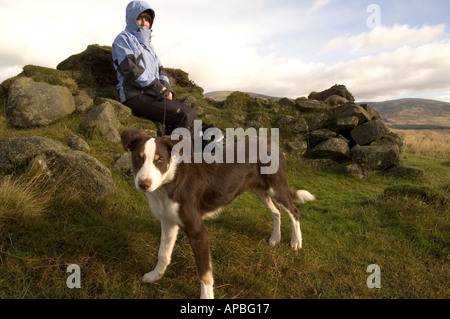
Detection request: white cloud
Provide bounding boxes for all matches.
[308,0,335,14]
[322,24,447,53]
[0,1,449,103]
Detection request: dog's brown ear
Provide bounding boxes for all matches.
[121,129,149,151]
[161,135,186,156]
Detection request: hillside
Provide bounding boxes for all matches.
[361,98,450,130]
[0,45,449,300]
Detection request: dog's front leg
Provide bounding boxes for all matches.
[183,217,214,299]
[142,218,179,284]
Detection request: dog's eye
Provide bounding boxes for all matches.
[139,151,145,159]
[154,154,164,163]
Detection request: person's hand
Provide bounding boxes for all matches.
[167,92,173,100]
[157,87,169,102]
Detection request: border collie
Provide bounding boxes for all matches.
[121,128,315,299]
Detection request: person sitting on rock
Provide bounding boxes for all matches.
[112,0,197,136]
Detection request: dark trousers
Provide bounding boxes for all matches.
[123,94,197,136]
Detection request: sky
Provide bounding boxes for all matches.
[1,0,450,102]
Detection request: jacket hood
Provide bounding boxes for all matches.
[125,1,155,45]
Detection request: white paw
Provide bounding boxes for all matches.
[142,270,163,284]
[268,235,281,247]
[290,237,302,250]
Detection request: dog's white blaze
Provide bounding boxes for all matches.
[135,138,178,193]
[134,138,160,192]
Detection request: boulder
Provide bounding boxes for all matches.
[330,116,359,133]
[351,144,399,170]
[325,95,348,106]
[114,152,133,182]
[345,163,371,179]
[295,99,329,113]
[7,77,75,128]
[370,132,405,153]
[308,84,355,103]
[285,140,308,156]
[278,116,308,134]
[43,149,115,202]
[67,135,91,153]
[74,90,94,112]
[80,102,122,142]
[308,137,351,162]
[94,97,132,122]
[331,103,372,124]
[0,136,68,170]
[308,129,337,147]
[350,119,390,146]
[380,165,424,178]
[359,104,382,121]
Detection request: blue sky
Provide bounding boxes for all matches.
[1,0,449,102]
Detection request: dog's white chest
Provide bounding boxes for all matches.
[146,188,183,226]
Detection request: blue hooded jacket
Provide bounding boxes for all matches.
[112,1,172,102]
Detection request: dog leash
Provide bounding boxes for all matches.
[161,97,167,137]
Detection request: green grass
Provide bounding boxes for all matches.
[1,148,448,299]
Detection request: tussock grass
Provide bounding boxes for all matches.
[396,129,450,159]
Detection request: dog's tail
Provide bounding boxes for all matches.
[291,190,316,203]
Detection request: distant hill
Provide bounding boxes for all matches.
[204,91,282,101]
[360,98,450,130]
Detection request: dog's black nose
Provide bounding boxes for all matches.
[138,179,152,191]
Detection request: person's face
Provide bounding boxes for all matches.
[136,14,151,29]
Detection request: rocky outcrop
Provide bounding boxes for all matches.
[42,149,115,202]
[0,136,114,202]
[7,77,75,128]
[0,136,68,170]
[308,84,355,104]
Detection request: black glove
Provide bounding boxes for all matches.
[156,89,170,102]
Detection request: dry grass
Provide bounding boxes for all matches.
[395,129,450,159]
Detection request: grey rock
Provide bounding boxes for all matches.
[325,95,348,106]
[7,77,75,128]
[350,119,390,146]
[67,135,90,153]
[94,98,132,122]
[308,129,337,147]
[80,102,122,142]
[380,165,424,178]
[345,163,371,179]
[309,137,351,162]
[74,90,94,112]
[0,136,68,170]
[331,102,372,124]
[352,144,399,170]
[286,140,308,156]
[43,149,115,202]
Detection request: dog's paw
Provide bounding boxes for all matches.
[290,238,302,251]
[268,235,281,247]
[142,270,163,283]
